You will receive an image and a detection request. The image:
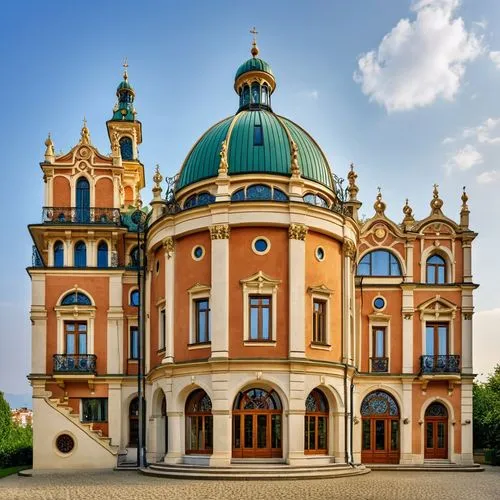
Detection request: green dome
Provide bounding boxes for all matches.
[176,110,333,191]
[235,57,273,80]
[117,80,133,91]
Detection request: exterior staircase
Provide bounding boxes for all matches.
[141,462,370,480]
[46,396,118,456]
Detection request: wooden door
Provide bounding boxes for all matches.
[425,418,448,459]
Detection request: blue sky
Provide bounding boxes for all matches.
[1,0,499,395]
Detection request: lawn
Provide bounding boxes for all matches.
[0,466,28,479]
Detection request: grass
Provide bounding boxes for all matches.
[0,465,28,479]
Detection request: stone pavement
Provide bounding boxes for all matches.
[1,467,499,500]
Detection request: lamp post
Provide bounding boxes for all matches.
[131,208,149,468]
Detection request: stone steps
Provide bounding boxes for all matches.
[141,462,370,480]
[367,463,484,472]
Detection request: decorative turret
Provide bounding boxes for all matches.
[44,133,55,163]
[150,164,166,222]
[430,184,444,215]
[373,188,386,216]
[402,198,415,228]
[344,163,362,220]
[111,60,136,122]
[460,186,470,229]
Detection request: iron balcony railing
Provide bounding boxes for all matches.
[42,207,121,225]
[370,357,389,373]
[420,355,460,374]
[53,354,97,374]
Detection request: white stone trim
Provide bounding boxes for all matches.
[308,285,333,346]
[191,244,206,261]
[251,236,271,255]
[418,296,456,355]
[368,312,391,373]
[420,244,455,284]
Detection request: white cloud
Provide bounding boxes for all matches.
[477,170,500,184]
[442,136,455,144]
[473,20,487,30]
[445,144,483,173]
[474,309,500,381]
[354,0,483,112]
[490,51,500,69]
[463,117,500,144]
[298,89,319,101]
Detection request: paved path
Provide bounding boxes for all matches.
[1,467,499,500]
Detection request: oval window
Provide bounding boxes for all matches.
[316,247,325,261]
[252,237,270,255]
[192,245,205,261]
[373,297,386,310]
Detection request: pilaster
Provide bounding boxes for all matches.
[402,285,416,373]
[461,380,474,465]
[162,237,175,364]
[108,383,123,450]
[342,239,356,364]
[400,382,413,463]
[164,412,183,464]
[107,275,124,374]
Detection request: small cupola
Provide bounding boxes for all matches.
[234,28,276,112]
[111,60,136,121]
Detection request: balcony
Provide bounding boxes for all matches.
[370,357,389,373]
[53,354,97,374]
[42,207,121,225]
[420,355,460,374]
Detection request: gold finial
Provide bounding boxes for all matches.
[250,27,259,57]
[402,198,415,226]
[44,132,53,148]
[374,188,386,215]
[218,140,228,175]
[44,132,54,159]
[461,186,469,210]
[347,163,359,201]
[80,117,90,144]
[430,183,443,214]
[153,164,163,188]
[123,58,129,80]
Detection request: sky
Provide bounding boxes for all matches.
[0,0,499,395]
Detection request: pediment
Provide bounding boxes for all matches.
[417,295,457,320]
[240,270,281,288]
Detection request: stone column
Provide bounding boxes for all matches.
[31,274,47,373]
[404,240,414,282]
[462,239,472,283]
[210,372,231,465]
[288,224,307,359]
[107,275,124,374]
[461,380,474,465]
[287,371,305,464]
[342,240,356,364]
[351,383,361,464]
[162,237,175,364]
[401,382,413,464]
[108,383,123,450]
[87,231,96,267]
[64,230,72,266]
[461,313,473,374]
[210,224,230,360]
[164,412,183,464]
[402,285,415,373]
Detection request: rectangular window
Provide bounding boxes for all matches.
[425,323,449,356]
[195,299,210,343]
[130,326,139,359]
[254,125,264,146]
[81,398,108,422]
[160,308,166,350]
[372,327,386,358]
[312,299,327,344]
[64,322,87,355]
[249,295,272,341]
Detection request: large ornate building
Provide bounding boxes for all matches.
[28,39,477,475]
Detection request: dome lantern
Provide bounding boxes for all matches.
[111,59,136,121]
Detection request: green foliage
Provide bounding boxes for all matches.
[0,392,32,468]
[473,364,500,456]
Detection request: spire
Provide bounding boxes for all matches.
[460,186,470,229]
[373,187,386,216]
[347,163,359,201]
[123,57,129,81]
[402,198,415,228]
[250,27,259,57]
[111,60,136,121]
[44,133,55,162]
[80,118,91,144]
[430,183,444,215]
[152,164,163,199]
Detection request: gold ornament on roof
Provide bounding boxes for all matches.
[290,140,300,176]
[218,140,228,174]
[461,186,469,212]
[153,164,163,188]
[347,163,359,201]
[44,133,54,158]
[123,58,129,81]
[402,198,415,225]
[430,183,443,214]
[80,118,91,144]
[250,27,259,57]
[373,187,386,215]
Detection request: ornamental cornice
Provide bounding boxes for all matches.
[288,223,308,240]
[210,224,230,240]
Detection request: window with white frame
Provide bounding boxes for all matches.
[308,285,333,348]
[187,284,211,345]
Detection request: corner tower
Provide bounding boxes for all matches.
[106,62,145,207]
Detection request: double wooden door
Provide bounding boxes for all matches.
[425,417,448,459]
[232,413,282,458]
[361,417,400,464]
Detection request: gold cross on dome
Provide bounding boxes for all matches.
[123,57,128,70]
[250,27,258,41]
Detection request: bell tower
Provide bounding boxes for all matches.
[106,61,145,208]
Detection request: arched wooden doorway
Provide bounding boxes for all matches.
[424,402,448,459]
[185,389,213,454]
[305,389,329,455]
[232,388,282,458]
[129,397,139,447]
[361,391,400,464]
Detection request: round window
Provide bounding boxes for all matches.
[316,247,325,261]
[192,245,205,261]
[56,434,75,454]
[373,297,386,310]
[252,237,270,255]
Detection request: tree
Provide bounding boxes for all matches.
[0,391,12,445]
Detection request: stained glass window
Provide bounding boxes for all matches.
[425,402,448,417]
[361,391,399,417]
[247,184,271,200]
[185,389,213,454]
[233,388,282,411]
[273,188,288,202]
[61,291,92,306]
[303,193,329,208]
[184,192,215,209]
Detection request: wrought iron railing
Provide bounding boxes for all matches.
[420,355,460,374]
[32,246,43,267]
[42,207,121,225]
[53,354,97,374]
[370,357,389,373]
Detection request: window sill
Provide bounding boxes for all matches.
[188,342,211,350]
[310,342,332,351]
[127,359,138,363]
[244,340,277,347]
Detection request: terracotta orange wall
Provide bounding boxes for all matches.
[123,283,138,369]
[53,176,70,206]
[305,232,342,362]
[45,275,109,374]
[95,178,114,208]
[174,231,212,362]
[150,246,166,368]
[229,227,289,359]
[411,383,461,454]
[359,289,403,373]
[124,186,133,205]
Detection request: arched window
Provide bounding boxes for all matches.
[273,188,288,202]
[184,192,215,209]
[97,241,108,268]
[251,82,260,105]
[74,241,87,268]
[305,389,329,454]
[61,291,92,306]
[357,250,402,277]
[231,188,245,202]
[425,402,448,459]
[303,193,329,208]
[185,389,213,454]
[242,85,250,106]
[54,241,64,267]
[76,177,90,223]
[120,137,133,160]
[261,84,269,105]
[130,289,139,307]
[426,255,446,284]
[129,246,140,268]
[247,184,272,200]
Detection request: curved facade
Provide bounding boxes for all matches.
[28,45,477,472]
